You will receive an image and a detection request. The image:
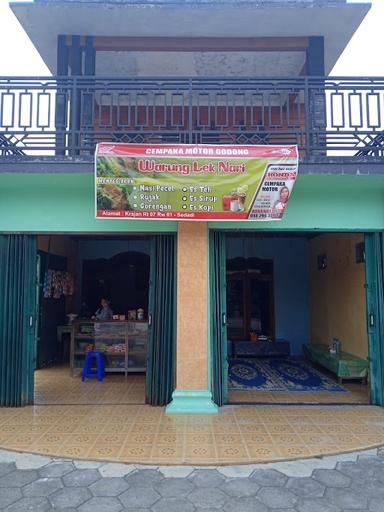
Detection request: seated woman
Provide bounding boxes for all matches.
[93,298,113,321]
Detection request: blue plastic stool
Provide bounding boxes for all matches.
[82,351,105,382]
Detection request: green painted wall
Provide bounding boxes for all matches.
[210,175,384,232]
[0,173,383,233]
[0,173,177,233]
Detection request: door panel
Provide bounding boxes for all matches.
[146,234,176,406]
[0,235,37,406]
[210,231,228,406]
[365,232,384,406]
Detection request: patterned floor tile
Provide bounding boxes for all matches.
[155,434,184,446]
[151,445,184,461]
[0,368,382,465]
[87,445,123,459]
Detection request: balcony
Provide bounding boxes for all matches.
[0,76,384,166]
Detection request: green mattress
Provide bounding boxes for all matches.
[303,343,369,380]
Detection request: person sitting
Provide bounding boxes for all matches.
[93,298,113,321]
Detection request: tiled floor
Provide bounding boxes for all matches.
[34,367,145,405]
[17,366,382,465]
[35,366,370,407]
[1,402,384,465]
[229,382,370,405]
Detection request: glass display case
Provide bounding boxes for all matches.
[127,321,147,372]
[70,320,148,377]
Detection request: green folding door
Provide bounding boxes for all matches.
[209,231,228,406]
[365,232,384,406]
[0,235,37,406]
[146,234,177,406]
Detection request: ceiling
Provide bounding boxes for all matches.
[96,51,306,77]
[11,1,370,76]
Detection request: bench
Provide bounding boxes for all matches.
[229,339,290,358]
[303,343,369,383]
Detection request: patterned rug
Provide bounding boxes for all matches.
[228,357,346,392]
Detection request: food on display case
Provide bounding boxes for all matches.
[71,320,148,376]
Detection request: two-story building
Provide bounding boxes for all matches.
[0,0,383,413]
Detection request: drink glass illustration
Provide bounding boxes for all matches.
[238,193,246,211]
[222,195,231,211]
[230,193,239,212]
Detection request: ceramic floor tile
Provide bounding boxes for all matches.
[151,445,184,461]
[34,433,73,445]
[320,424,353,434]
[184,444,217,458]
[0,433,11,444]
[74,423,106,434]
[28,444,66,457]
[124,433,156,445]
[299,433,335,446]
[0,366,381,466]
[5,433,43,447]
[130,423,159,434]
[154,433,184,446]
[308,445,343,456]
[278,445,312,458]
[214,434,244,445]
[291,423,323,433]
[95,434,128,445]
[241,433,272,445]
[59,445,94,458]
[237,424,269,434]
[119,444,152,462]
[216,444,249,460]
[183,430,210,443]
[269,433,303,445]
[247,444,282,459]
[34,367,146,406]
[101,424,135,434]
[157,423,186,434]
[185,424,214,433]
[64,434,99,445]
[353,434,384,446]
[87,444,123,459]
[263,423,295,434]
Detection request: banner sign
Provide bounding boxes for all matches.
[95,143,298,221]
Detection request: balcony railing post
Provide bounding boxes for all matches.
[188,78,193,144]
[1,76,383,161]
[55,35,69,156]
[304,77,311,161]
[83,37,96,154]
[69,76,79,157]
[55,77,68,156]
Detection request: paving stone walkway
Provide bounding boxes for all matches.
[0,447,384,511]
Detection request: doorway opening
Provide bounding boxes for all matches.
[35,234,151,406]
[224,232,371,405]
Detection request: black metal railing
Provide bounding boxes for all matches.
[0,76,384,161]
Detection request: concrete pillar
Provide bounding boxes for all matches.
[166,221,217,414]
